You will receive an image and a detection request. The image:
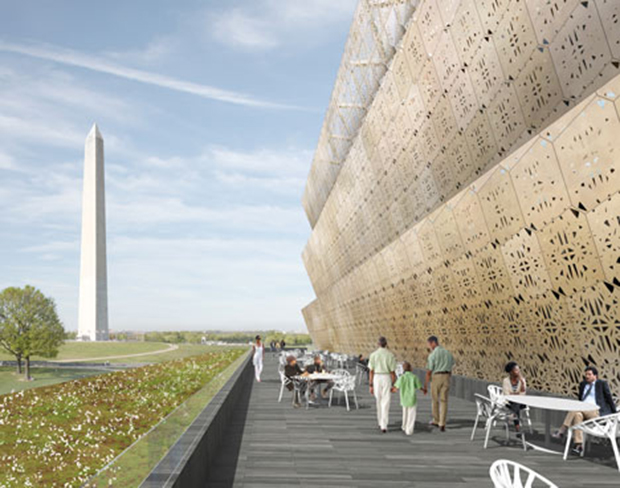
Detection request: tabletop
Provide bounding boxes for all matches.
[505,394,597,412]
[296,373,344,381]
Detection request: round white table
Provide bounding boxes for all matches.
[505,394,597,454]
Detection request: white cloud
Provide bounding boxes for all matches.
[214,171,305,195]
[207,145,313,177]
[108,198,304,230]
[20,241,79,254]
[0,150,15,170]
[0,41,303,109]
[208,0,358,51]
[0,113,84,148]
[212,9,279,50]
[104,37,178,66]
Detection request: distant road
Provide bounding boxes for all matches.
[51,343,179,363]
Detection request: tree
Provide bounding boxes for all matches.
[0,286,65,379]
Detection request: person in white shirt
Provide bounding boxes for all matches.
[252,335,264,382]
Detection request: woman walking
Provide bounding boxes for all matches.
[252,335,265,382]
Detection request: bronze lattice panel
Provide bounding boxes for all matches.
[303,1,620,396]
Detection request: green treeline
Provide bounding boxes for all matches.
[135,330,311,346]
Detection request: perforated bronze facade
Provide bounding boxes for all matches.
[302,0,620,397]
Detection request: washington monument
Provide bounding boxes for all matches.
[77,124,109,341]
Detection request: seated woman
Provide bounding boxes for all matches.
[284,355,305,407]
[502,361,527,436]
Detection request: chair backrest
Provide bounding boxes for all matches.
[474,393,494,418]
[279,370,291,385]
[331,368,350,377]
[488,385,505,404]
[489,459,558,488]
[337,375,356,391]
[578,412,620,438]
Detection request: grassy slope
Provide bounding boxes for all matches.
[0,344,247,395]
[0,367,109,396]
[1,349,247,487]
[103,344,242,364]
[87,350,250,487]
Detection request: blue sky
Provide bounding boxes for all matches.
[0,0,357,332]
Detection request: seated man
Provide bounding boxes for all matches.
[305,356,333,400]
[284,355,305,407]
[553,366,617,454]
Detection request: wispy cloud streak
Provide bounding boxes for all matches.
[0,41,301,110]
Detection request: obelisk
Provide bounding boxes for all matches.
[77,124,109,341]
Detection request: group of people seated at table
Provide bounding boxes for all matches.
[502,361,617,454]
[283,355,334,408]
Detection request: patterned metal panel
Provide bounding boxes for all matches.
[511,137,571,229]
[303,0,620,396]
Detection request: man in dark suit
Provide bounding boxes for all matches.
[553,366,617,454]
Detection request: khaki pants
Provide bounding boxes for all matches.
[431,373,450,427]
[373,374,392,430]
[563,409,599,444]
[402,406,417,435]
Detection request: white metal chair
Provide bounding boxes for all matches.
[331,368,350,377]
[563,412,620,471]
[329,375,359,411]
[488,385,533,434]
[489,459,558,488]
[278,370,292,402]
[472,394,522,449]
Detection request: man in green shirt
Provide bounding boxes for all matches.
[369,336,397,433]
[423,336,454,432]
[394,362,423,435]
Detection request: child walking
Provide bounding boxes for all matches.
[393,362,423,436]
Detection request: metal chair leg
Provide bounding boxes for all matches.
[610,435,620,472]
[563,429,573,460]
[345,391,350,411]
[526,411,533,434]
[484,418,493,449]
[471,414,480,441]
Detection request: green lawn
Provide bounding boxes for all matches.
[0,344,246,396]
[0,341,168,362]
[0,366,108,395]
[1,349,247,487]
[103,344,242,364]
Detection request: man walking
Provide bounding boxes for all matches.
[423,336,454,432]
[369,336,397,433]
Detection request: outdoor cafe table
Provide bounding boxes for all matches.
[505,394,596,454]
[295,373,346,408]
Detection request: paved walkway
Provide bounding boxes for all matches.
[207,355,619,487]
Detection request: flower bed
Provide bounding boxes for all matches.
[0,348,245,487]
